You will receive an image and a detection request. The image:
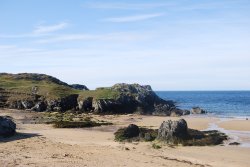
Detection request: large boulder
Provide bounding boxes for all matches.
[0,116,16,136]
[157,119,188,143]
[191,107,206,114]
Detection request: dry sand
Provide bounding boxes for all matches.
[218,119,250,131]
[0,109,250,167]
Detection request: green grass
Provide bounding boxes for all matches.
[0,74,119,100]
[0,75,80,99]
[78,89,120,100]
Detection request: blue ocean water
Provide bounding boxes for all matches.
[156,91,250,118]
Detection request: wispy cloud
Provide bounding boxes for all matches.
[0,22,69,39]
[35,32,150,44]
[33,22,68,34]
[103,13,164,23]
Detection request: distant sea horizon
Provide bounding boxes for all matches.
[156,91,250,118]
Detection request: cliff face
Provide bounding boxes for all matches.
[0,73,188,116]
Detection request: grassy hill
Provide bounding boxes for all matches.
[0,73,118,100]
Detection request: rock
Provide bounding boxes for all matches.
[31,86,39,94]
[191,107,206,114]
[8,100,24,109]
[229,142,240,145]
[70,84,89,90]
[170,109,186,116]
[182,110,191,115]
[0,116,16,136]
[78,97,93,112]
[157,119,188,143]
[114,124,140,141]
[92,99,121,113]
[32,101,47,112]
[46,94,78,112]
[91,83,178,115]
[152,104,172,116]
[144,133,153,141]
[123,124,140,138]
[21,100,34,109]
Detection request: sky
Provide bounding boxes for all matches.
[0,0,250,90]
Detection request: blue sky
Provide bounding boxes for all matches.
[0,0,250,90]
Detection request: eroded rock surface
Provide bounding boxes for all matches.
[157,119,188,143]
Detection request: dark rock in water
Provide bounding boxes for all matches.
[70,84,89,90]
[78,97,93,112]
[157,119,188,143]
[191,107,206,114]
[229,142,240,145]
[0,116,16,136]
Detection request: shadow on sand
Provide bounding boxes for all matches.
[0,132,41,143]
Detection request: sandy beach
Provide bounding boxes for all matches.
[1,109,250,167]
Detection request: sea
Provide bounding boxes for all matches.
[156,91,250,118]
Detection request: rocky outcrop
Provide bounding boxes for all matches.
[157,119,188,143]
[191,107,206,114]
[78,97,93,112]
[46,94,78,112]
[70,84,89,90]
[109,83,179,115]
[92,99,122,113]
[73,83,189,115]
[0,116,16,136]
[31,101,47,112]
